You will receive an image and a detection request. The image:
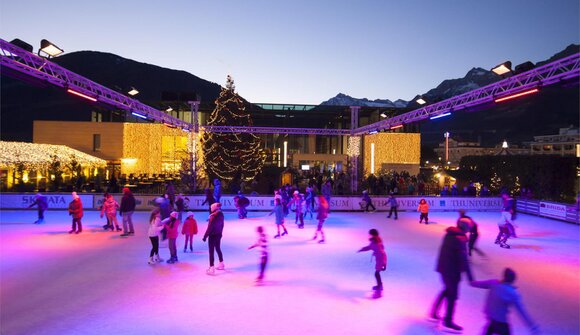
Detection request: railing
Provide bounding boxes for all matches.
[516,198,579,224]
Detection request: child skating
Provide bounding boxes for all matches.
[269,198,288,238]
[248,226,268,284]
[162,211,180,264]
[147,209,164,264]
[386,193,398,220]
[181,212,198,253]
[100,193,121,232]
[357,229,387,298]
[288,191,305,229]
[313,195,328,243]
[418,198,429,224]
[362,190,376,212]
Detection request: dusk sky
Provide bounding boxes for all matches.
[1,0,578,104]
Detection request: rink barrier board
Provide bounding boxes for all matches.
[2,194,578,224]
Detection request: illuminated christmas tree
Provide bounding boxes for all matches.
[201,75,265,182]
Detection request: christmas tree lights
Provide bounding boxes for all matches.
[201,76,265,182]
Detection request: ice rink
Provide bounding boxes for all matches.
[1,208,578,335]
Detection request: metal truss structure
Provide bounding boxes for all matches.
[354,52,580,135]
[2,38,578,137]
[201,125,351,135]
[0,38,192,130]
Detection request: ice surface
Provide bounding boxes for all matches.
[1,209,578,335]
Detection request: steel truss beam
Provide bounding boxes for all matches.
[202,125,351,135]
[354,53,580,135]
[0,38,192,130]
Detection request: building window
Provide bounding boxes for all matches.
[93,134,101,152]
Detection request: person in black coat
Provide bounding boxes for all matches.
[430,226,474,332]
[28,193,48,224]
[120,187,136,236]
[203,202,225,275]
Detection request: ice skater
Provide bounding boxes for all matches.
[181,212,198,253]
[269,198,288,238]
[203,202,225,275]
[313,195,329,244]
[248,226,268,283]
[457,210,486,257]
[470,268,539,335]
[201,188,216,214]
[100,193,121,232]
[147,209,164,264]
[305,187,315,219]
[288,191,305,229]
[495,219,512,249]
[120,187,136,236]
[362,190,376,212]
[28,192,48,224]
[357,229,387,294]
[99,193,111,230]
[175,193,185,222]
[386,193,398,220]
[213,178,222,203]
[162,211,180,264]
[418,198,429,224]
[430,226,474,332]
[68,192,84,234]
[501,193,517,238]
[234,191,249,219]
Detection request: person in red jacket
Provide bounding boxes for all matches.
[357,229,388,293]
[181,212,198,253]
[68,192,84,234]
[162,211,180,264]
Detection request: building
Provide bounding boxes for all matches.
[434,138,528,165]
[529,126,580,156]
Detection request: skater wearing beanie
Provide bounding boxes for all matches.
[28,193,48,224]
[181,212,198,253]
[101,194,121,232]
[147,209,164,264]
[68,192,84,234]
[418,199,429,224]
[357,229,387,293]
[430,226,474,332]
[313,195,329,243]
[287,191,305,229]
[269,198,288,238]
[470,268,539,335]
[203,202,225,275]
[120,187,136,236]
[248,226,268,283]
[386,193,398,220]
[162,211,180,264]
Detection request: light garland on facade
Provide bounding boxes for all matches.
[363,133,421,175]
[347,136,361,157]
[0,141,107,171]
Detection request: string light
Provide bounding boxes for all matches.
[347,136,361,157]
[363,133,420,176]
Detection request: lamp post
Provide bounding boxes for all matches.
[188,100,200,193]
[444,132,450,163]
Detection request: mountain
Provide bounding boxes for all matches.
[321,93,408,108]
[1,51,223,141]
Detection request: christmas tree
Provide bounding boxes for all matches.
[201,75,265,182]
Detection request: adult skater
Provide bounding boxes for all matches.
[470,268,539,335]
[269,198,288,238]
[362,190,376,212]
[234,191,249,219]
[120,187,136,236]
[201,188,216,214]
[500,193,517,238]
[430,226,473,332]
[321,180,332,211]
[386,193,398,220]
[313,195,329,244]
[175,193,185,222]
[213,178,222,203]
[68,192,84,234]
[203,202,225,275]
[28,192,48,224]
[457,210,485,257]
[248,226,268,284]
[304,187,315,219]
[357,229,387,293]
[495,217,512,249]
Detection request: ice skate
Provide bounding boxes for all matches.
[154,255,163,263]
[148,257,155,265]
[298,224,304,229]
[68,230,75,234]
[441,321,463,333]
[318,239,325,244]
[120,232,130,237]
[183,248,187,253]
[216,262,225,270]
[500,243,511,249]
[372,290,382,299]
[75,230,82,234]
[116,227,122,232]
[167,258,175,264]
[281,231,288,236]
[206,266,215,275]
[427,313,440,323]
[372,285,383,291]
[274,234,281,239]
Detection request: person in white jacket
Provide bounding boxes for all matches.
[147,209,165,264]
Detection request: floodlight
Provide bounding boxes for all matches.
[39,39,63,57]
[128,87,139,96]
[491,61,512,76]
[10,39,33,53]
[166,107,173,112]
[416,97,426,105]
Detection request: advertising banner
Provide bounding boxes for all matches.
[0,194,94,209]
[539,201,567,220]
